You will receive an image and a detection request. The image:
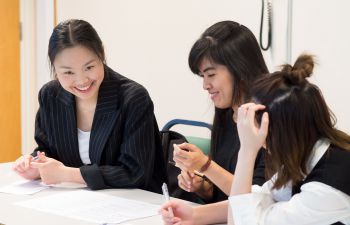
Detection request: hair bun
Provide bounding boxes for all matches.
[281,54,315,85]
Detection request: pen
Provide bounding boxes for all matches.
[168,161,210,182]
[161,183,174,217]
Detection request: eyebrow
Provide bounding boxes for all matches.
[58,59,96,69]
[202,66,216,73]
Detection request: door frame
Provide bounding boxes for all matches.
[20,0,55,154]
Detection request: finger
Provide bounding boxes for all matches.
[13,156,24,171]
[239,102,256,111]
[259,112,269,136]
[19,156,30,171]
[247,104,266,123]
[160,209,172,224]
[13,164,25,173]
[24,155,33,170]
[174,220,182,225]
[178,174,190,191]
[237,104,250,122]
[30,161,45,168]
[177,142,197,152]
[37,152,48,162]
[173,148,189,160]
[181,170,193,184]
[173,159,186,170]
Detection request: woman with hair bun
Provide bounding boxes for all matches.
[161,54,350,225]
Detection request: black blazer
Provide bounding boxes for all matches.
[33,66,166,192]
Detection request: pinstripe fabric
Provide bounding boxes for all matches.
[33,66,166,192]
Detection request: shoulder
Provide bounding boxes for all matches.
[38,80,61,100]
[305,145,350,196]
[104,67,152,106]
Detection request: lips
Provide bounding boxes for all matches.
[74,82,94,92]
[209,91,219,100]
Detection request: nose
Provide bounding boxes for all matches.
[202,77,211,90]
[76,72,89,85]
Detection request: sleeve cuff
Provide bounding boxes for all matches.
[80,164,107,190]
[229,192,274,225]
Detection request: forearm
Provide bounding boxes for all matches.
[230,151,256,196]
[193,200,228,225]
[203,161,233,195]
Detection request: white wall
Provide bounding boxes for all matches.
[55,0,279,138]
[47,0,349,138]
[292,0,350,133]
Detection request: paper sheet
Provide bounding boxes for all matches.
[0,180,50,195]
[15,190,160,224]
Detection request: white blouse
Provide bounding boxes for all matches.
[229,139,350,225]
[77,129,91,165]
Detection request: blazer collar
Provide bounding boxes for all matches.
[55,66,120,110]
[55,66,121,164]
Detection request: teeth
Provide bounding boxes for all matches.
[76,83,91,91]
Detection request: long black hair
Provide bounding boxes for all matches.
[253,54,350,189]
[188,21,269,156]
[48,19,106,77]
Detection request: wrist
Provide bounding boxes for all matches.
[199,155,211,172]
[62,167,84,184]
[238,148,259,160]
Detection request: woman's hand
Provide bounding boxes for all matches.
[237,103,269,156]
[177,170,203,193]
[160,200,195,225]
[30,155,67,185]
[12,151,46,180]
[173,143,208,172]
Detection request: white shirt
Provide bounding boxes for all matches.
[77,129,91,165]
[229,139,350,225]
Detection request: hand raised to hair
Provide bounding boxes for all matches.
[237,103,269,156]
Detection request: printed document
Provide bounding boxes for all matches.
[0,180,49,195]
[14,190,160,224]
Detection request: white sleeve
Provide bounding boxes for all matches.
[229,181,350,225]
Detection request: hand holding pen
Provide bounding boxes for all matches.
[160,195,195,225]
[12,151,46,180]
[162,183,174,217]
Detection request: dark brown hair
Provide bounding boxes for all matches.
[48,19,106,77]
[188,21,269,156]
[252,54,350,189]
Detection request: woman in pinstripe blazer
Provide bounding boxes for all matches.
[13,19,166,193]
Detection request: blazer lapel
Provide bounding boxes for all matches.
[55,86,83,167]
[89,76,120,163]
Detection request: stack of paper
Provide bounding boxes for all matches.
[0,180,50,195]
[15,190,160,224]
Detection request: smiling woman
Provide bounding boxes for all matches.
[172,21,269,204]
[12,19,166,192]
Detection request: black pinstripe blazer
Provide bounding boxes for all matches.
[33,66,166,193]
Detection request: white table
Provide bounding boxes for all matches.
[0,162,168,225]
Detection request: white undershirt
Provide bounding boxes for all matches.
[77,129,91,165]
[229,139,350,225]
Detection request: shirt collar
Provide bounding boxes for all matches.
[306,138,330,174]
